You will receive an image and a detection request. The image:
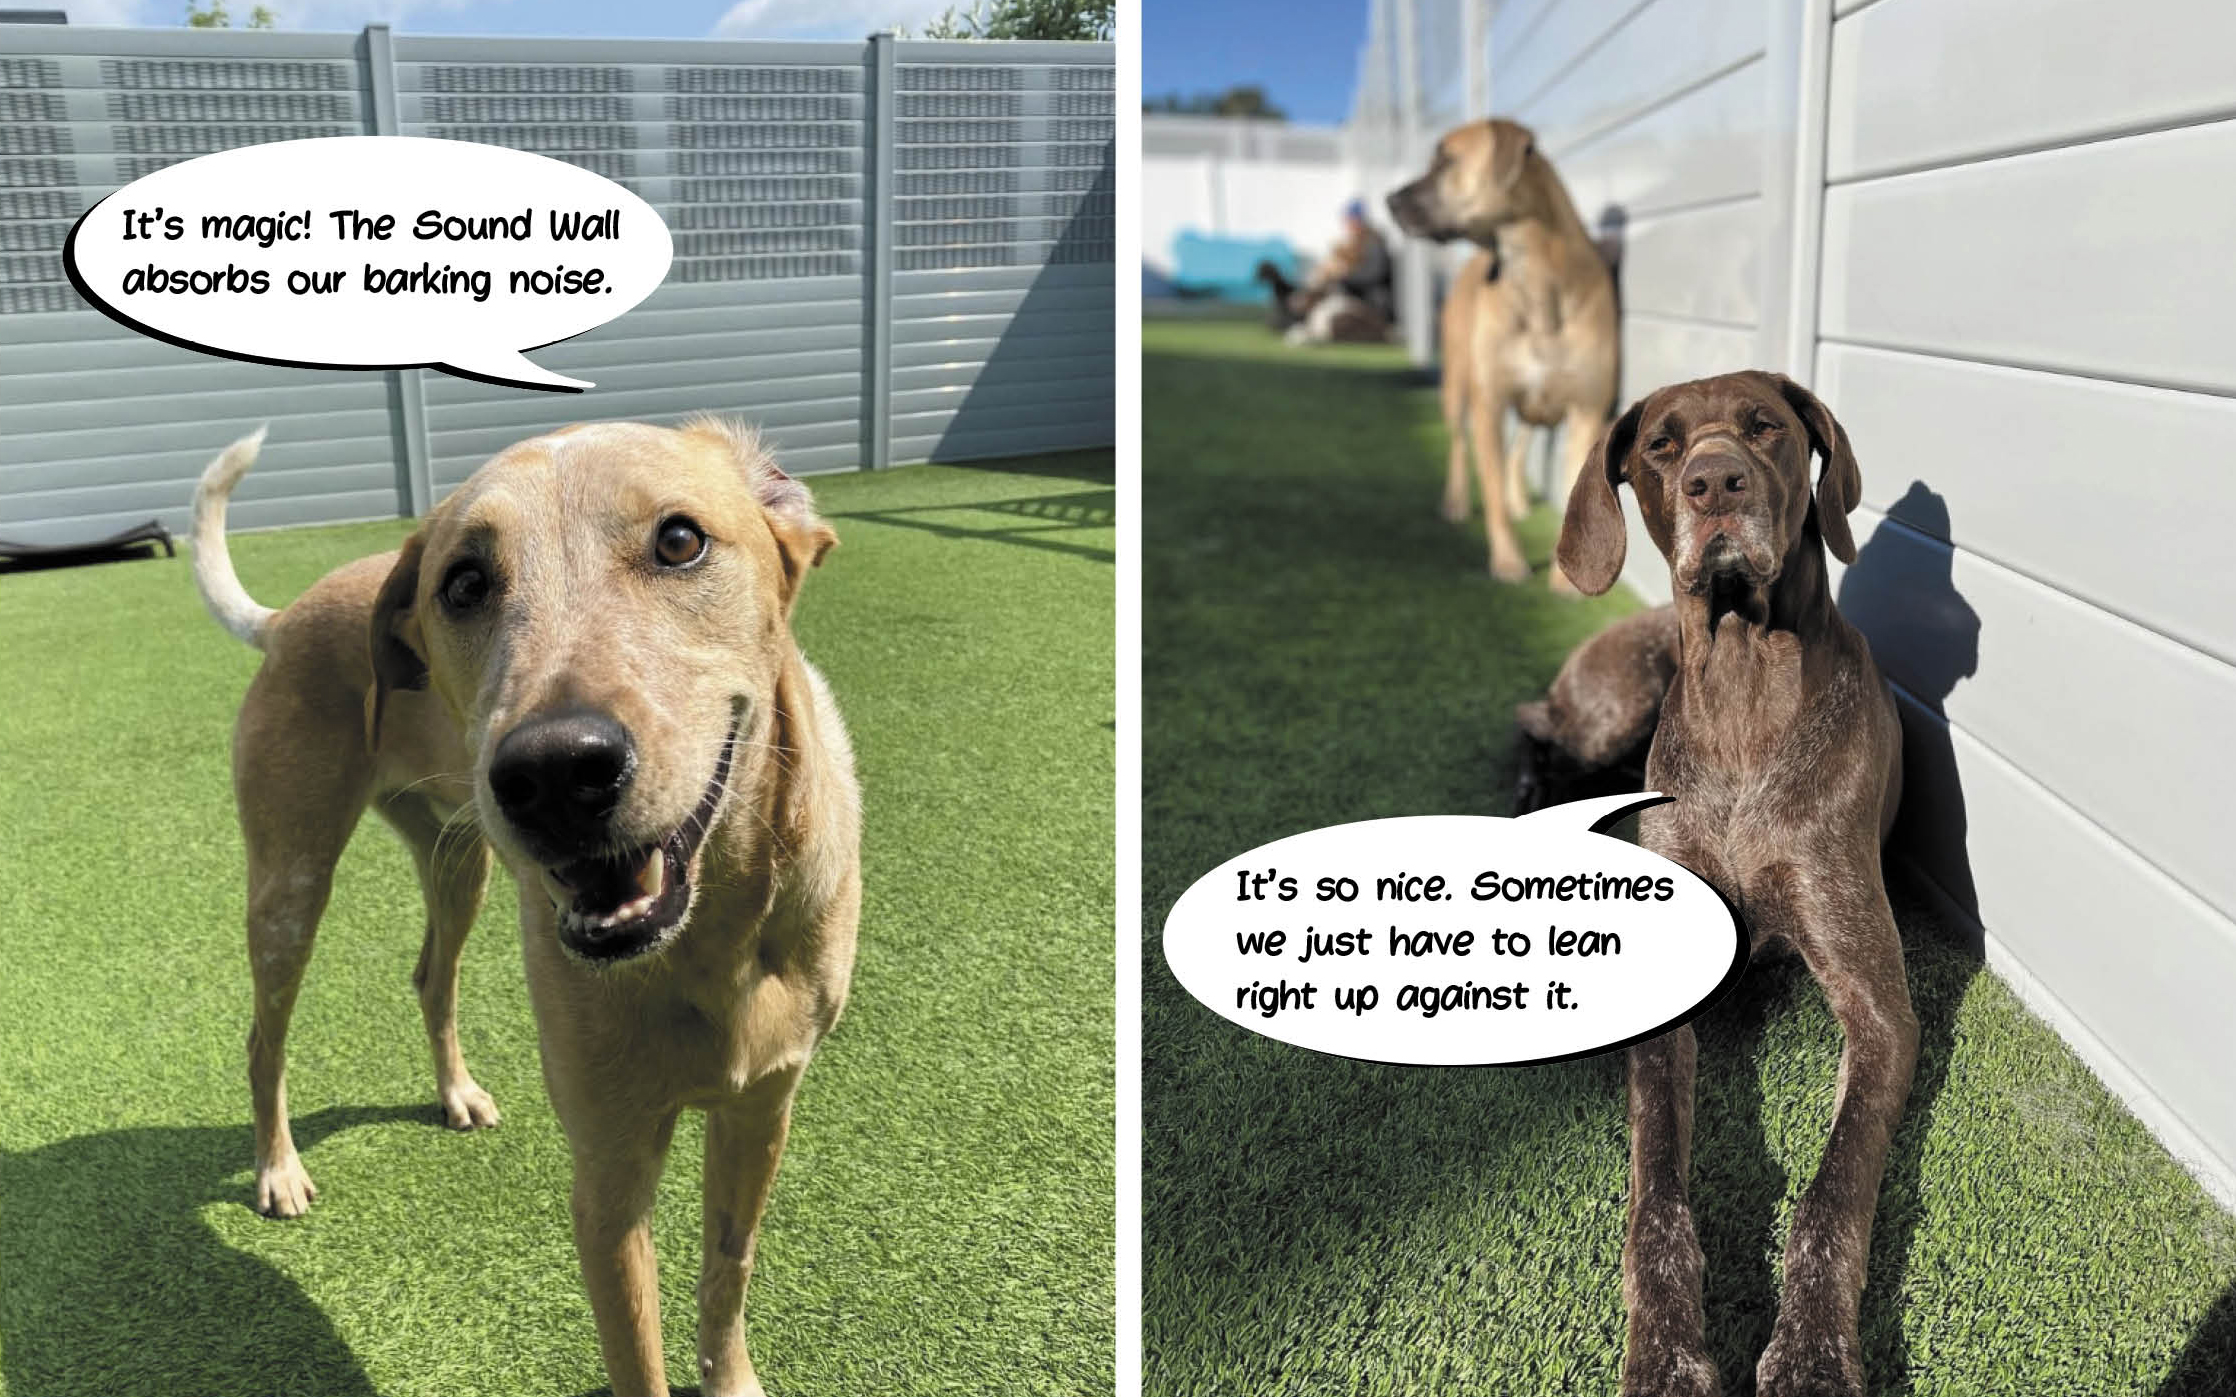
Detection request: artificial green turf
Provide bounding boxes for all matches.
[0,454,1114,1397]
[1139,316,2236,1396]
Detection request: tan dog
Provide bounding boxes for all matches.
[1388,119,1618,587]
[193,419,860,1397]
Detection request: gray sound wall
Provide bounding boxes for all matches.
[0,23,1114,545]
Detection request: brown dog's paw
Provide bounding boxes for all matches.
[438,1079,501,1130]
[254,1154,318,1218]
[1756,1328,1862,1397]
[1621,1342,1721,1397]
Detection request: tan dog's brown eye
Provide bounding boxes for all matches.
[654,517,707,568]
[440,561,490,613]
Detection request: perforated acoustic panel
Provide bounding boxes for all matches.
[0,32,397,545]
[0,26,1113,546]
[886,47,1114,464]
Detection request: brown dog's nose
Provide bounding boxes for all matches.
[1681,452,1749,514]
[488,708,635,854]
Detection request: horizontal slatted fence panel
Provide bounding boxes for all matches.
[391,39,872,490]
[886,44,1112,463]
[0,27,394,546]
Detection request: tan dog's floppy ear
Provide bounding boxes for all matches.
[367,531,428,746]
[1773,375,1862,564]
[1488,119,1536,191]
[684,415,837,608]
[1556,399,1644,595]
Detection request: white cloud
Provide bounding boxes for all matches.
[711,0,956,42]
[56,0,162,25]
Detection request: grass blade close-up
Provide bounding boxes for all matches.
[1139,315,2236,1397]
[0,454,1115,1397]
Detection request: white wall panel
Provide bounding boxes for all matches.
[1819,121,2236,395]
[1615,196,1761,325]
[1817,342,2236,665]
[1553,57,1765,218]
[1516,0,1764,154]
[1827,0,2236,182]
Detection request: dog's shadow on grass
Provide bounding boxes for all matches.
[0,1104,426,1397]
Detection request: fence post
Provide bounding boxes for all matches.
[363,22,433,516]
[1757,0,1834,383]
[866,30,896,471]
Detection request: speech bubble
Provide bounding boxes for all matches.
[64,136,673,392]
[1160,793,1746,1066]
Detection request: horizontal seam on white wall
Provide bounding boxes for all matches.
[1547,49,1764,160]
[1819,332,2236,405]
[1827,104,2236,188]
[1623,306,1756,333]
[1507,0,1662,117]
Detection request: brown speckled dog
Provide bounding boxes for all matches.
[1512,605,1678,814]
[1556,372,1911,1397]
[194,418,859,1397]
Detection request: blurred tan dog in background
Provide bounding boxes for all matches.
[1389,118,1618,588]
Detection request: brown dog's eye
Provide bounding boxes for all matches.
[440,561,490,613]
[654,517,707,568]
[1747,414,1779,440]
[1646,434,1675,456]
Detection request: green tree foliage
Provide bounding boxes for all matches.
[918,0,1115,42]
[184,3,276,28]
[1142,86,1286,120]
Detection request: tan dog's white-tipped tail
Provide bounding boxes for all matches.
[192,427,277,651]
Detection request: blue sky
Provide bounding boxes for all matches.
[1143,0,1367,126]
[49,0,968,42]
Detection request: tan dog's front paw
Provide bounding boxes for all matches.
[255,1154,318,1218]
[1548,563,1582,596]
[699,1351,766,1397]
[1490,550,1532,584]
[438,1079,501,1130]
[1756,1326,1862,1397]
[1440,490,1470,524]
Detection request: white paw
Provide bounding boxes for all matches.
[255,1154,318,1218]
[439,1079,501,1130]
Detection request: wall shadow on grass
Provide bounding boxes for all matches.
[826,486,1114,564]
[0,1105,426,1397]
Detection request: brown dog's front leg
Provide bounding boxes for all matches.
[570,1113,679,1397]
[1759,889,1918,1397]
[1622,1025,1720,1397]
[697,1067,803,1397]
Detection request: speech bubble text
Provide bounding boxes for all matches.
[1160,794,1746,1066]
[65,137,674,392]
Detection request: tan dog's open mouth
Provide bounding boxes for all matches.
[539,709,741,963]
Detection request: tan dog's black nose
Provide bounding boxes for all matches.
[488,708,636,854]
[1681,452,1749,514]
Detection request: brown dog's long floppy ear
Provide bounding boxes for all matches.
[1487,119,1536,191]
[1773,374,1862,564]
[684,415,837,609]
[1556,399,1644,595]
[367,531,428,747]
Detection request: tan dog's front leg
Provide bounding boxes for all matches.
[698,1067,804,1397]
[1469,374,1530,582]
[570,1112,680,1397]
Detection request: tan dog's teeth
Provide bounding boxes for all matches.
[541,869,571,910]
[635,850,666,899]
